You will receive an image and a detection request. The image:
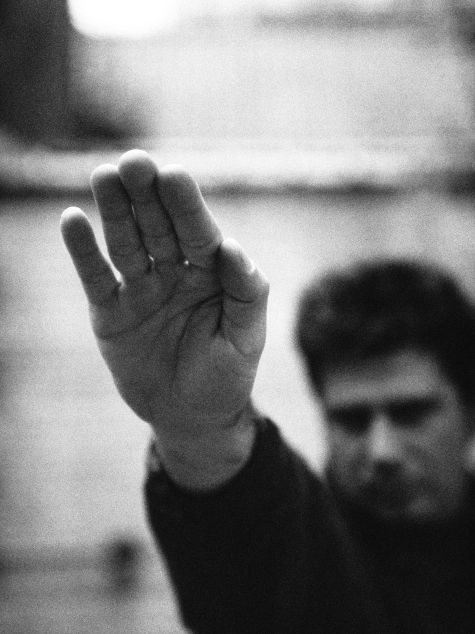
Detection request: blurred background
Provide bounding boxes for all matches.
[1,1,474,632]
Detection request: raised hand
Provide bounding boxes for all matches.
[60,150,269,487]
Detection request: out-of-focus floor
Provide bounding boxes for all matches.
[1,186,474,632]
[1,558,184,634]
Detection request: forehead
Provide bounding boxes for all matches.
[321,349,450,408]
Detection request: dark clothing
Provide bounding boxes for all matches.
[145,419,475,634]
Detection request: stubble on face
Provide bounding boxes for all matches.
[321,349,473,524]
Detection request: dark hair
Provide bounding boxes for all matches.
[295,259,475,405]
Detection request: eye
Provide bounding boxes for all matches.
[326,406,372,434]
[387,398,440,427]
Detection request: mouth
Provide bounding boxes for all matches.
[362,479,410,510]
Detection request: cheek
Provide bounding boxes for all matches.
[405,413,469,485]
[327,430,364,474]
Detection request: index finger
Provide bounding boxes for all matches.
[60,207,118,306]
[157,165,223,268]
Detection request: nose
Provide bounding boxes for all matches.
[366,414,401,470]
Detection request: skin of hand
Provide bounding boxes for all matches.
[60,150,269,489]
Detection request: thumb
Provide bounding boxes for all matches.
[218,238,269,355]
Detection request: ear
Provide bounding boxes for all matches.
[466,403,475,434]
[467,442,475,472]
[465,408,475,470]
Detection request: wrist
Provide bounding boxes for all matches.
[150,403,258,491]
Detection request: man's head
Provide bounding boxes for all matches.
[296,259,475,524]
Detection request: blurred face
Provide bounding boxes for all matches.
[322,349,473,524]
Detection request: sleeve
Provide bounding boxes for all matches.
[144,417,328,633]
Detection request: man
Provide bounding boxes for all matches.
[61,150,475,633]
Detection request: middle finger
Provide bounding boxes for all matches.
[118,150,182,265]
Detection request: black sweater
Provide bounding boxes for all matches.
[145,419,475,634]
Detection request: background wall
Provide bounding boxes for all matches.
[72,13,473,146]
[1,2,474,632]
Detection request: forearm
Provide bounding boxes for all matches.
[151,402,258,491]
[145,418,328,633]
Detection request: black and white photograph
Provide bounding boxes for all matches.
[1,1,475,632]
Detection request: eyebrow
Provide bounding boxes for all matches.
[326,393,440,411]
[325,395,441,423]
[385,396,441,415]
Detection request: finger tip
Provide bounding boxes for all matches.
[62,205,83,216]
[220,238,256,276]
[119,148,151,162]
[221,237,239,250]
[118,149,157,181]
[158,163,190,186]
[221,237,244,256]
[60,206,83,228]
[220,239,269,295]
[90,163,119,190]
[60,206,91,241]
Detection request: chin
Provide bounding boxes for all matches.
[370,497,443,526]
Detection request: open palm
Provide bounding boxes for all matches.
[61,151,268,434]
